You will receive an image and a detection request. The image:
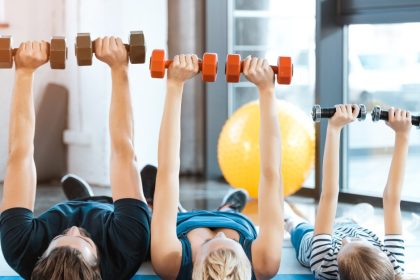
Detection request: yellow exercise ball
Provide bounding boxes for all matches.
[218,100,315,198]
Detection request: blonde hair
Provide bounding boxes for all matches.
[192,248,252,280]
[338,245,396,280]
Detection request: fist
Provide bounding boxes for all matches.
[15,41,49,72]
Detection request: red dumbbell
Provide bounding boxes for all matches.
[225,54,293,84]
[149,49,218,82]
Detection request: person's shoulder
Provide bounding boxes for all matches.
[0,207,33,225]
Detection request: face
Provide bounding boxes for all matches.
[45,226,98,266]
[196,232,247,262]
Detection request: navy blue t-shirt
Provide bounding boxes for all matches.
[176,210,258,280]
[0,198,151,280]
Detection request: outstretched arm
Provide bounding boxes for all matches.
[383,108,411,235]
[243,57,283,279]
[314,104,360,235]
[95,37,145,202]
[151,54,199,279]
[1,42,48,212]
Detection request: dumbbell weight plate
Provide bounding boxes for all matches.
[0,36,13,68]
[150,49,166,78]
[50,36,67,69]
[277,56,293,84]
[75,33,93,66]
[202,53,218,82]
[128,31,146,64]
[225,54,241,82]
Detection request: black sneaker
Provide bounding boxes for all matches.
[219,188,249,213]
[61,174,94,200]
[141,165,157,207]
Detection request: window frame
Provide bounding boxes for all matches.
[204,0,420,211]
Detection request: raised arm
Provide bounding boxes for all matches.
[241,57,283,279]
[383,108,411,235]
[95,37,145,202]
[151,54,199,279]
[1,42,48,212]
[314,104,360,235]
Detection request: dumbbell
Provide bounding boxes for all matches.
[149,49,218,82]
[225,54,293,84]
[312,104,367,122]
[75,31,146,66]
[0,36,67,69]
[371,106,420,128]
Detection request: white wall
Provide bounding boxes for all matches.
[0,0,167,185]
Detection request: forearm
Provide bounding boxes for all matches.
[315,126,341,234]
[157,80,182,173]
[259,89,281,179]
[383,134,409,202]
[109,67,135,155]
[321,126,341,197]
[8,70,35,157]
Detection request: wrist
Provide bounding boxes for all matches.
[111,65,128,73]
[167,79,184,89]
[395,132,410,142]
[327,124,342,134]
[257,85,275,93]
[16,68,35,76]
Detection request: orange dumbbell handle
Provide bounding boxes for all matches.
[161,59,204,71]
[236,61,280,73]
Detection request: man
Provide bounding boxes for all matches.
[0,38,150,280]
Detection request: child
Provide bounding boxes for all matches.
[151,55,284,280]
[285,105,408,280]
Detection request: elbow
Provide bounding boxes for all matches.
[111,140,136,159]
[383,187,400,206]
[260,167,281,182]
[8,144,34,162]
[256,258,281,280]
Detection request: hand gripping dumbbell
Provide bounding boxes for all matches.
[225,54,293,84]
[0,36,67,69]
[149,49,218,82]
[312,104,367,122]
[75,31,146,66]
[371,106,420,128]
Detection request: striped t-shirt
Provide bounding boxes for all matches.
[310,224,405,279]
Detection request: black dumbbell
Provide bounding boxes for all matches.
[371,106,420,128]
[0,36,67,69]
[312,104,367,122]
[75,31,146,66]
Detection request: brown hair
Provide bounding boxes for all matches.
[32,247,102,280]
[192,248,252,280]
[338,245,396,280]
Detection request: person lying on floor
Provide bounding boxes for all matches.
[0,38,150,280]
[285,105,408,280]
[150,54,284,280]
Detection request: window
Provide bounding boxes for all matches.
[228,0,316,188]
[346,23,420,201]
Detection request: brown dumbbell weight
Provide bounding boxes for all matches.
[225,54,293,84]
[75,31,146,66]
[0,36,67,69]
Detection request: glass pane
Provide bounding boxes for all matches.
[347,23,420,201]
[235,0,271,10]
[230,0,316,189]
